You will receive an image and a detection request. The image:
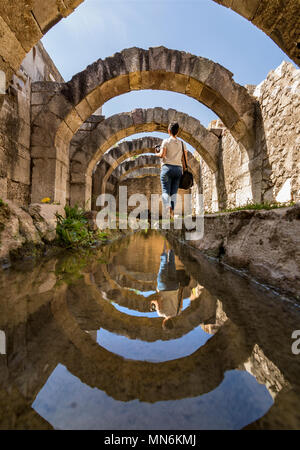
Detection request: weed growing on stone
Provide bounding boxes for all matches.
[55,204,97,249]
[205,201,296,214]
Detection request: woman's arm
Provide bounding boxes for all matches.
[157,147,167,158]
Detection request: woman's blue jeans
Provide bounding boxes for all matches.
[157,250,179,291]
[160,164,182,211]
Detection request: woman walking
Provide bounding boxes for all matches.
[156,122,188,217]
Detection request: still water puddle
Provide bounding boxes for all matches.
[0,231,299,429]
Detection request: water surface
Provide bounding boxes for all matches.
[0,231,299,430]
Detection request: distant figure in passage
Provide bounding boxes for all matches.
[156,122,188,217]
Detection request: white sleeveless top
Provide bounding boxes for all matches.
[160,137,186,167]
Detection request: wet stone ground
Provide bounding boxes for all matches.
[0,231,299,430]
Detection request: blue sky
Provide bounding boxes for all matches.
[42,0,294,131]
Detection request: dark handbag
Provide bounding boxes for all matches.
[176,269,191,287]
[179,142,194,189]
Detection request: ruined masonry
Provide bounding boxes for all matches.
[0,2,299,297]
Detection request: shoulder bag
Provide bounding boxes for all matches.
[179,141,194,190]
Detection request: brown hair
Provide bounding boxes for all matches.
[168,122,179,137]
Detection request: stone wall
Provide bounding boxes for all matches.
[254,61,300,204]
[0,42,64,206]
[200,61,299,212]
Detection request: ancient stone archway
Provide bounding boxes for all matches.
[117,167,160,182]
[116,163,160,182]
[92,136,201,198]
[107,156,161,190]
[0,1,298,96]
[0,2,84,91]
[212,0,300,65]
[31,47,255,205]
[104,156,200,217]
[69,107,218,208]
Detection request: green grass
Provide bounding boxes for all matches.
[205,201,296,214]
[0,198,8,207]
[55,204,97,249]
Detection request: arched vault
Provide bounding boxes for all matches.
[31,47,255,205]
[69,107,217,209]
[92,136,201,200]
[0,1,298,94]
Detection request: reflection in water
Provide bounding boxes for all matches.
[0,231,300,430]
[151,240,191,330]
[32,365,272,430]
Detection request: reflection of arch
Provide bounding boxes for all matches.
[31,47,256,205]
[69,107,218,208]
[92,136,201,199]
[53,284,252,403]
[95,264,197,316]
[109,265,157,292]
[0,387,52,430]
[165,232,300,391]
[67,278,220,342]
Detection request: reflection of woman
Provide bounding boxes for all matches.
[151,241,186,330]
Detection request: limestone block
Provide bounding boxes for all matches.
[0,176,7,199]
[31,81,64,94]
[0,1,43,53]
[32,0,62,33]
[10,153,30,185]
[0,147,8,178]
[17,120,31,149]
[32,110,63,147]
[122,47,149,74]
[29,202,65,242]
[31,91,54,106]
[17,89,30,125]
[75,99,93,122]
[31,105,45,123]
[0,56,14,91]
[231,0,261,20]
[71,173,85,184]
[0,16,26,72]
[47,93,73,120]
[31,158,57,204]
[69,183,86,208]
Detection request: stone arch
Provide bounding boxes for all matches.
[31,46,255,205]
[117,166,160,182]
[212,0,300,65]
[0,1,298,96]
[109,156,161,187]
[92,136,201,198]
[69,107,218,208]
